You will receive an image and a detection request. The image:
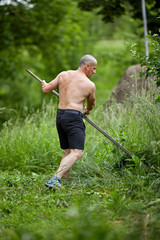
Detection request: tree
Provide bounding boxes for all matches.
[78,0,160,35]
[0,0,92,125]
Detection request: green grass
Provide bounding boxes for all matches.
[92,40,137,107]
[0,92,160,240]
[0,40,160,240]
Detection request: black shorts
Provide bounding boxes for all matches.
[56,109,85,150]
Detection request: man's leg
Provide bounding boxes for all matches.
[61,149,71,178]
[45,149,83,189]
[55,149,83,179]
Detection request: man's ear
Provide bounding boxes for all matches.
[85,64,90,70]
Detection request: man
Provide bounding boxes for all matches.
[41,54,97,189]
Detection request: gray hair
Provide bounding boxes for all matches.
[79,54,97,67]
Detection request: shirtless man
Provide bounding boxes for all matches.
[41,54,97,189]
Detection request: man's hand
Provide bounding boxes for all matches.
[83,106,91,115]
[41,80,48,93]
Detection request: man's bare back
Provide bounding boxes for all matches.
[58,70,95,112]
[42,60,97,114]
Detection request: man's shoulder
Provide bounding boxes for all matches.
[59,70,75,77]
[90,81,95,91]
[87,78,95,87]
[84,78,95,94]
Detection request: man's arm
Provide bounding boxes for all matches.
[41,75,59,93]
[85,84,96,114]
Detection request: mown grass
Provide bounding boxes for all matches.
[0,90,160,239]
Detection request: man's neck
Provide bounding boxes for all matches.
[77,67,86,76]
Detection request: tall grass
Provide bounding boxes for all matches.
[0,91,160,205]
[0,101,61,173]
[1,92,160,174]
[1,37,160,239]
[0,93,160,240]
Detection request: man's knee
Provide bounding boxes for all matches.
[76,149,83,159]
[71,149,83,160]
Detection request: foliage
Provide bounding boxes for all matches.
[79,0,125,23]
[0,0,93,124]
[142,34,160,87]
[0,36,160,238]
[1,6,160,239]
[129,33,160,102]
[0,0,91,70]
[0,0,150,126]
[0,37,135,127]
[92,39,136,107]
[79,0,160,34]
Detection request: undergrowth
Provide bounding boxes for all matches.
[0,93,160,240]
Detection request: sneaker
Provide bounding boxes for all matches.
[45,176,62,190]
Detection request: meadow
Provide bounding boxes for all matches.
[0,40,160,240]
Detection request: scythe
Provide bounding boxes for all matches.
[26,69,132,157]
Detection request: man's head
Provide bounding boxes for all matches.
[79,54,97,67]
[79,54,97,78]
